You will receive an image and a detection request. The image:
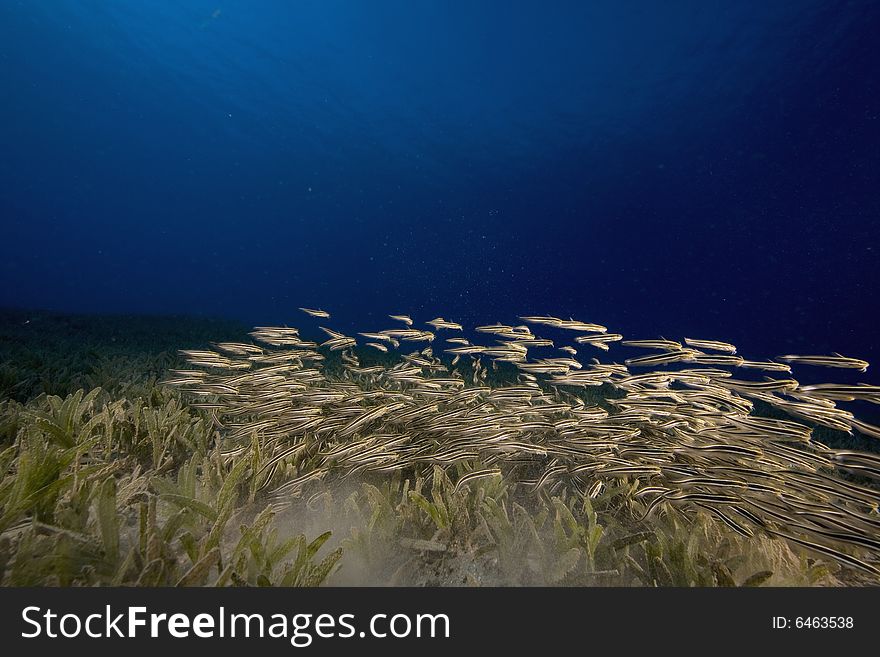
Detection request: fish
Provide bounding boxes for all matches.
[777,353,869,372]
[389,314,414,326]
[575,333,623,344]
[625,350,696,367]
[798,383,880,403]
[319,326,346,339]
[402,330,435,342]
[359,332,395,342]
[452,468,502,494]
[212,342,264,356]
[534,357,583,369]
[321,336,357,351]
[475,323,517,335]
[553,319,608,332]
[723,414,812,442]
[697,505,754,538]
[426,317,464,331]
[737,360,792,373]
[519,315,565,326]
[507,338,553,348]
[380,328,426,339]
[444,345,489,355]
[299,307,330,318]
[850,418,880,440]
[622,339,683,351]
[683,338,737,354]
[174,308,880,577]
[763,528,880,576]
[688,353,745,366]
[517,316,607,332]
[720,378,800,393]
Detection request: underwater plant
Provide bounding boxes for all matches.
[163,308,880,584]
[1,310,877,586]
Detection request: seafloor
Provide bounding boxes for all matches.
[0,308,876,587]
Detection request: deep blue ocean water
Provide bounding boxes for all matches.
[1,1,878,372]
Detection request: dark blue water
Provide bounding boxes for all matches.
[1,1,878,369]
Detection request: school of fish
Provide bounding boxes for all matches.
[166,308,880,577]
